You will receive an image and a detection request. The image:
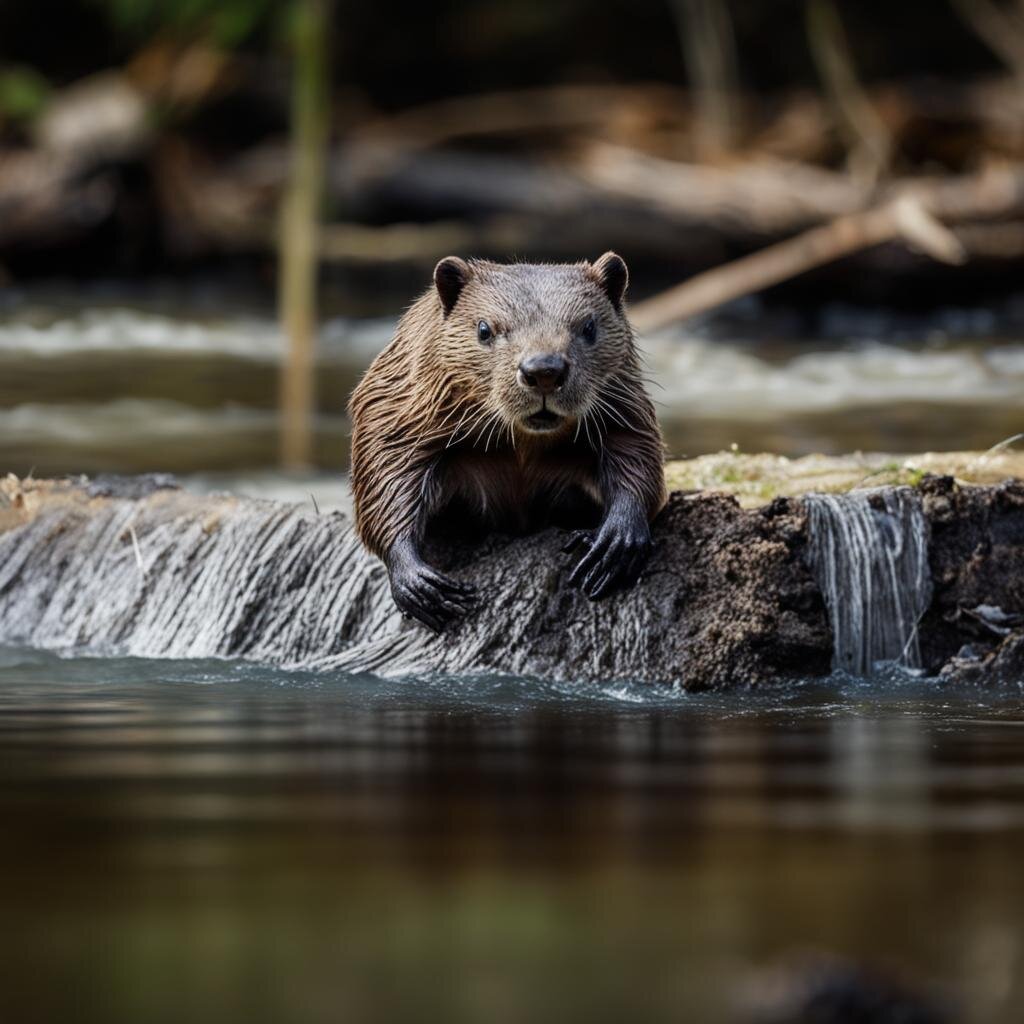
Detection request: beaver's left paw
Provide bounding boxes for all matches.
[563,517,652,600]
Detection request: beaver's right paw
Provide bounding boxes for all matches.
[389,562,477,633]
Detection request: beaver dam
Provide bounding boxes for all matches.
[2,452,1022,689]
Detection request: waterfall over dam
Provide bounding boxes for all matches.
[0,472,1020,687]
[0,476,831,689]
[804,488,932,675]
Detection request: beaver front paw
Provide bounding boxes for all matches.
[563,516,652,601]
[388,560,476,632]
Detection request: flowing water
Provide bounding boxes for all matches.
[805,488,932,675]
[3,287,1024,474]
[3,285,1024,1022]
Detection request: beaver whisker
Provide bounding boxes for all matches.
[412,399,463,450]
[601,394,637,429]
[599,376,639,401]
[600,378,653,420]
[471,411,501,450]
[444,405,475,448]
[461,408,494,448]
[593,394,632,425]
[596,384,634,409]
[591,392,632,430]
[581,411,596,451]
[482,414,503,453]
[606,377,667,411]
[588,402,610,438]
[443,405,488,449]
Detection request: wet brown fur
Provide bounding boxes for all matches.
[348,254,666,560]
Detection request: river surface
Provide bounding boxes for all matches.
[2,646,1023,1023]
[3,285,1024,1022]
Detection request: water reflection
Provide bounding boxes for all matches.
[1,648,1023,1021]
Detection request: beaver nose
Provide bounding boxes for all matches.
[518,353,569,394]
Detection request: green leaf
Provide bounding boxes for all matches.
[0,66,51,122]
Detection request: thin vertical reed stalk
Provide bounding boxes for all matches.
[279,0,330,469]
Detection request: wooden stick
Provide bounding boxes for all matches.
[670,0,742,158]
[630,204,901,331]
[806,0,891,184]
[629,196,965,332]
[950,0,1024,79]
[890,196,966,264]
[630,162,1024,331]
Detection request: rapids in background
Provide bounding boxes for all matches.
[3,283,1024,479]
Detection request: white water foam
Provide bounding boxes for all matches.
[804,488,932,675]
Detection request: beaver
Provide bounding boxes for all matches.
[348,252,667,630]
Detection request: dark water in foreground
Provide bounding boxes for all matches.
[2,647,1023,1023]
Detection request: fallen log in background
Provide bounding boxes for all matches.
[2,466,1024,689]
[629,163,1024,331]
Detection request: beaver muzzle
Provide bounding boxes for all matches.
[522,405,564,432]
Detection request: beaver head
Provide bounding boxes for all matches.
[431,252,634,437]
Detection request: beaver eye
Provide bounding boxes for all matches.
[580,316,597,345]
[477,320,493,344]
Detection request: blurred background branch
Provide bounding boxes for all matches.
[669,0,742,160]
[278,0,330,470]
[2,0,1023,298]
[805,0,891,185]
[949,0,1024,80]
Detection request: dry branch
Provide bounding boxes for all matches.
[630,164,1024,331]
[350,83,693,158]
[806,0,892,184]
[631,203,905,331]
[670,0,742,158]
[950,0,1024,79]
[578,141,868,232]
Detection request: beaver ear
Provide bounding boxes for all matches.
[591,251,629,310]
[434,257,471,316]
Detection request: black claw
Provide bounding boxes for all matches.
[422,568,475,599]
[419,612,445,633]
[566,496,654,600]
[386,541,477,632]
[398,597,445,633]
[583,543,622,592]
[568,537,611,588]
[441,579,476,599]
[562,529,592,555]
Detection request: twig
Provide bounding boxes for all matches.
[670,0,742,158]
[806,0,891,184]
[631,201,900,331]
[978,433,1024,464]
[949,0,1024,79]
[890,195,967,264]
